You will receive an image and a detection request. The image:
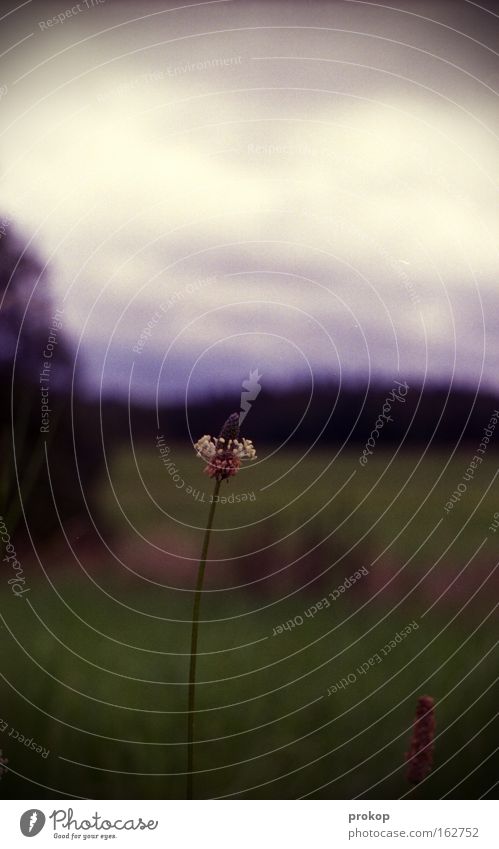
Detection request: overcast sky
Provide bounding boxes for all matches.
[1,0,498,401]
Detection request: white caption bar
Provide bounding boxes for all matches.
[0,800,495,848]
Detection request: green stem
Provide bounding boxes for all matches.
[187,477,221,799]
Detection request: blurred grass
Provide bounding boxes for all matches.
[100,445,499,568]
[102,446,499,571]
[0,447,497,799]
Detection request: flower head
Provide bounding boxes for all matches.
[219,412,240,442]
[405,695,435,784]
[194,412,256,482]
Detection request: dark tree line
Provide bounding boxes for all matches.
[0,221,102,542]
[119,382,499,450]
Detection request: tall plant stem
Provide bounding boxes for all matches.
[187,477,221,799]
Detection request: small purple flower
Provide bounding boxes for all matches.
[0,749,8,780]
[406,695,435,784]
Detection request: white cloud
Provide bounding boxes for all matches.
[1,1,497,397]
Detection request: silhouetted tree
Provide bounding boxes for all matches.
[0,220,102,541]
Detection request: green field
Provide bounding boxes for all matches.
[0,447,497,799]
